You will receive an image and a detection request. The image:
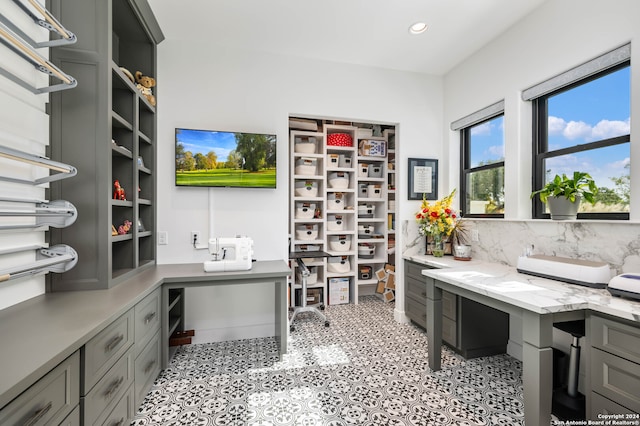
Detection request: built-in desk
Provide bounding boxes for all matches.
[0,260,290,420]
[157,262,291,368]
[416,259,640,426]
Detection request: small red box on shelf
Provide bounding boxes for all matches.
[327,133,353,147]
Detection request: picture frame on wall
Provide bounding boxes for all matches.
[408,158,438,200]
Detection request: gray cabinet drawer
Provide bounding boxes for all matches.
[60,405,80,426]
[591,315,640,365]
[591,347,640,412]
[406,276,426,303]
[442,316,457,347]
[0,351,79,426]
[96,384,134,426]
[590,391,638,418]
[442,291,457,320]
[83,310,134,392]
[405,295,426,329]
[405,260,429,281]
[134,288,161,357]
[135,331,161,407]
[83,349,134,426]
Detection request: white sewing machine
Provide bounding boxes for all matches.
[204,236,254,272]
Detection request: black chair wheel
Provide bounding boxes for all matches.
[290,325,295,332]
[320,305,325,311]
[324,321,330,327]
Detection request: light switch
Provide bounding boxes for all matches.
[158,231,168,245]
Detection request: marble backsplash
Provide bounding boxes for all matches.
[402,219,640,275]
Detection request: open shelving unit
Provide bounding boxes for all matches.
[289,118,397,305]
[48,0,163,291]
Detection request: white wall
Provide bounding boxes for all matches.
[155,42,443,341]
[0,5,52,310]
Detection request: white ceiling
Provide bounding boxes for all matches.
[147,0,546,76]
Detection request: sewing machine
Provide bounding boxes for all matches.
[204,236,254,272]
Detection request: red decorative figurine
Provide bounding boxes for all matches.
[113,179,126,200]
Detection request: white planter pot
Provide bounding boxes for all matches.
[547,195,580,220]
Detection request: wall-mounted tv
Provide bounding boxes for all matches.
[175,128,277,188]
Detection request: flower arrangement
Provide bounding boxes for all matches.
[415,189,459,237]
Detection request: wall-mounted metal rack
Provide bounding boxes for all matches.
[0,244,77,283]
[0,143,77,185]
[0,0,77,48]
[0,198,77,230]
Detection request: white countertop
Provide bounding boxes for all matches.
[404,254,640,322]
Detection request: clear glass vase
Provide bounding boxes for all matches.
[431,232,445,257]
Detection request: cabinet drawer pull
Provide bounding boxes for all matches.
[23,401,53,426]
[144,311,156,324]
[144,358,157,374]
[104,334,124,353]
[103,376,124,400]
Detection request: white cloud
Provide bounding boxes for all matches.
[563,120,592,140]
[591,118,630,140]
[488,144,504,157]
[470,122,491,136]
[548,116,630,142]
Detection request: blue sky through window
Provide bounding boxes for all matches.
[469,66,630,190]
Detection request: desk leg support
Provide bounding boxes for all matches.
[425,278,442,371]
[274,277,287,359]
[522,311,553,426]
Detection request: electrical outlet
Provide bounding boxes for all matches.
[190,231,201,245]
[471,229,479,242]
[158,231,168,245]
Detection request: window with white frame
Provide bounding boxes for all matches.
[526,45,630,220]
[454,102,505,217]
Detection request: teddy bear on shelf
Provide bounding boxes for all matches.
[135,71,156,106]
[118,219,132,235]
[113,179,126,200]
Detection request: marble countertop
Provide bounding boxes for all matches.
[404,254,640,322]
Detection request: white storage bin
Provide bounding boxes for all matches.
[339,155,352,168]
[295,202,316,219]
[327,192,346,210]
[357,127,373,138]
[297,266,317,285]
[296,244,320,252]
[294,136,317,154]
[368,164,383,178]
[295,180,318,197]
[328,171,349,189]
[295,224,318,240]
[358,184,368,198]
[367,184,382,198]
[327,214,346,231]
[295,157,317,175]
[358,204,375,218]
[358,163,369,177]
[329,235,351,252]
[358,224,374,238]
[327,153,340,167]
[327,256,350,273]
[358,243,375,259]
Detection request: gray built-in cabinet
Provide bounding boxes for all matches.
[47,0,164,291]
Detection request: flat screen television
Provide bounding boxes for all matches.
[175,128,277,188]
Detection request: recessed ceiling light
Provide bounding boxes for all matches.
[409,22,428,35]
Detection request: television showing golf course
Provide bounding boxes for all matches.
[175,128,277,188]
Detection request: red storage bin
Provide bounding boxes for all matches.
[327,133,353,147]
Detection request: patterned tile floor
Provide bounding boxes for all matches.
[132,296,528,425]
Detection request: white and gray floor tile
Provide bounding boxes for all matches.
[132,296,526,425]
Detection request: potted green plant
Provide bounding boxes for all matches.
[530,171,598,220]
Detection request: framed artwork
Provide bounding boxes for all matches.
[408,158,438,200]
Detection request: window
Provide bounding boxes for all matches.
[532,62,630,219]
[460,114,505,217]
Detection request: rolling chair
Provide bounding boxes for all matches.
[289,251,331,331]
